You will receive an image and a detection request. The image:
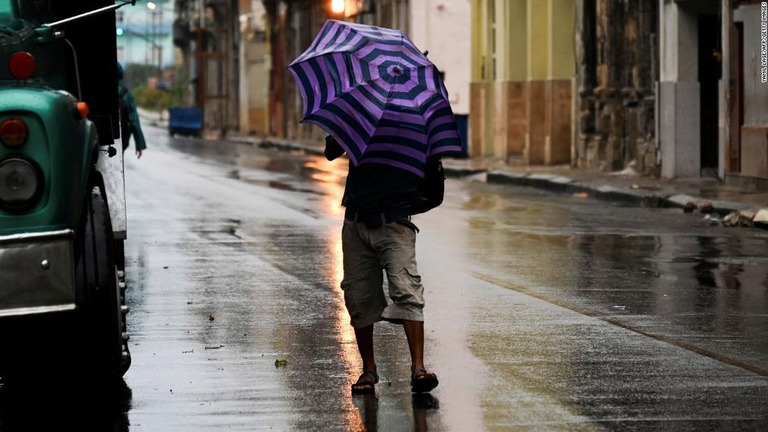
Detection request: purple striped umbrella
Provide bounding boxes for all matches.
[288,19,464,177]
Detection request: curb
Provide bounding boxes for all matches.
[229,136,325,156]
[445,166,750,217]
[225,135,757,221]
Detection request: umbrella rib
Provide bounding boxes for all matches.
[371,31,404,135]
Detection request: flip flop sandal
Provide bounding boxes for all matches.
[351,370,379,395]
[410,368,439,393]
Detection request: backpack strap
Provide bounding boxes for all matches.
[119,86,128,98]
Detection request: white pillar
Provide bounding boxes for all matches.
[658,0,700,179]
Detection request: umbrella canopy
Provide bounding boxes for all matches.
[288,19,464,177]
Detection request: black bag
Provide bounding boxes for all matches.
[118,86,131,150]
[412,157,445,215]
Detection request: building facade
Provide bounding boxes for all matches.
[647,0,767,185]
[723,0,768,187]
[409,0,472,148]
[173,0,240,136]
[171,0,768,188]
[658,0,720,179]
[238,0,269,135]
[575,0,658,175]
[473,0,768,188]
[470,0,575,166]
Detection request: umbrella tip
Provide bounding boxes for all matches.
[423,50,429,57]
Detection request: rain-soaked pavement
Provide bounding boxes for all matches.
[2,125,768,431]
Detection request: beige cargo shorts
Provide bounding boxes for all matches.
[340,219,425,329]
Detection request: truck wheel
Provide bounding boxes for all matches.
[75,181,129,379]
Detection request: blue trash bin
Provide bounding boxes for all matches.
[168,107,203,137]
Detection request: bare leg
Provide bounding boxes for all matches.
[351,324,379,394]
[354,324,377,373]
[403,320,424,370]
[404,320,438,392]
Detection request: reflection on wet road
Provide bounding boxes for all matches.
[458,182,768,375]
[4,126,766,430]
[422,181,768,429]
[124,128,768,430]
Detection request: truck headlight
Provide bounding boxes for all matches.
[0,158,41,209]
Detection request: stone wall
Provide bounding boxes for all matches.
[575,0,658,175]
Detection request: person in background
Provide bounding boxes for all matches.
[117,62,147,159]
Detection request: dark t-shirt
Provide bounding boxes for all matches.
[325,136,426,213]
[343,163,424,213]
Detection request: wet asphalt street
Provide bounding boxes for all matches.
[4,124,768,431]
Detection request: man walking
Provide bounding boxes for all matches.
[117,62,147,159]
[324,135,440,395]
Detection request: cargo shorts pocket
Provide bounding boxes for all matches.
[386,267,423,305]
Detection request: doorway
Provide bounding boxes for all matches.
[698,14,720,177]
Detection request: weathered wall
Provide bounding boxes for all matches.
[575,0,657,174]
[733,3,768,180]
[470,0,574,165]
[239,1,268,135]
[409,0,471,116]
[265,0,328,142]
[658,0,701,178]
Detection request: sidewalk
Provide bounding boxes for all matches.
[138,108,768,228]
[228,134,768,228]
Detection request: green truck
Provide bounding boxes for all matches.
[0,0,136,379]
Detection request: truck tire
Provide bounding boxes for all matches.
[75,180,130,379]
